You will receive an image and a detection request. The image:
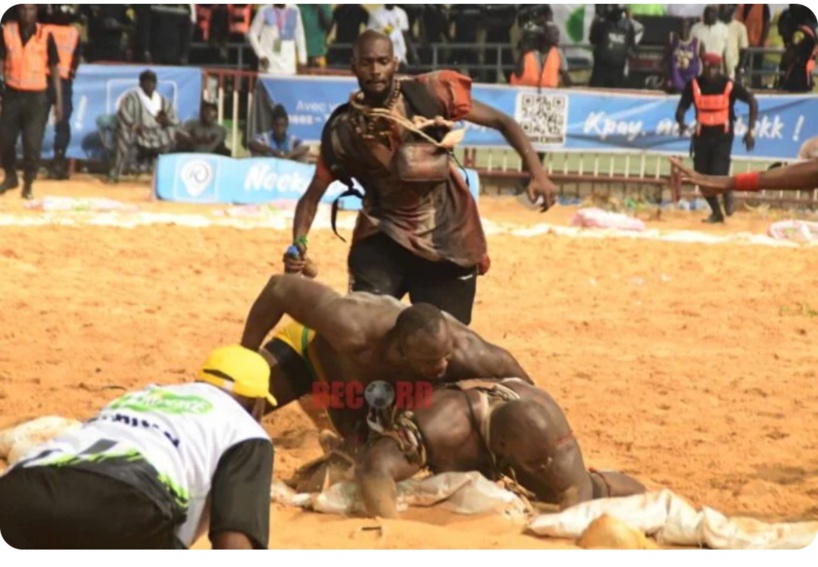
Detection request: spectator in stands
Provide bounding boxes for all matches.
[327,4,369,65]
[248,104,308,163]
[248,4,307,76]
[665,18,701,94]
[511,21,571,89]
[589,5,638,88]
[449,4,482,75]
[482,5,518,83]
[134,5,193,65]
[367,4,417,69]
[675,52,757,223]
[418,5,451,66]
[176,101,229,156]
[107,70,179,183]
[777,4,817,49]
[517,4,553,28]
[80,5,131,63]
[41,5,81,181]
[736,4,771,87]
[691,5,729,70]
[299,5,332,69]
[721,5,750,82]
[0,3,62,200]
[779,18,816,92]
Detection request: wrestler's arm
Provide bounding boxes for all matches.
[452,328,534,384]
[240,274,364,352]
[292,170,332,252]
[464,99,554,194]
[671,157,818,193]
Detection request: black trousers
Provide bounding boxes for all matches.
[347,232,478,326]
[47,78,74,156]
[0,466,179,549]
[0,88,49,184]
[693,133,734,217]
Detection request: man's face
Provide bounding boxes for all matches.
[17,4,37,26]
[704,6,717,25]
[352,37,398,100]
[140,78,156,97]
[272,117,288,140]
[702,61,720,80]
[400,327,454,380]
[202,105,217,125]
[680,19,691,39]
[545,26,560,47]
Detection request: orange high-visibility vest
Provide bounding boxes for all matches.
[2,22,49,91]
[737,4,766,47]
[510,47,561,89]
[43,24,79,79]
[228,4,252,35]
[196,5,212,41]
[692,78,734,134]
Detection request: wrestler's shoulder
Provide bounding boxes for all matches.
[410,69,473,86]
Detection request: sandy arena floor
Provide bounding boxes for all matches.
[1,176,817,549]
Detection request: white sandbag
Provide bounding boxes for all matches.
[527,489,818,550]
[0,416,83,465]
[272,471,529,521]
[767,220,818,243]
[571,208,646,232]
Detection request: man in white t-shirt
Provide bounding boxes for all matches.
[367,4,416,67]
[247,3,307,76]
[721,4,750,81]
[0,345,276,549]
[691,5,729,71]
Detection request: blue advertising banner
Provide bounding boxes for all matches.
[259,76,818,161]
[31,64,202,161]
[153,153,480,210]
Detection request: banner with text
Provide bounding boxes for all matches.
[259,76,818,160]
[30,64,202,161]
[153,153,480,210]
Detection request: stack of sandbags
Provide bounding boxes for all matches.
[0,416,82,466]
[528,489,818,550]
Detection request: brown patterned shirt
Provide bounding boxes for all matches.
[316,70,488,270]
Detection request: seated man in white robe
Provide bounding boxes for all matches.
[107,69,179,182]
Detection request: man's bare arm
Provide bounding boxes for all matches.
[454,331,534,384]
[241,274,362,351]
[292,173,332,248]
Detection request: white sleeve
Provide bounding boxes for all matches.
[247,7,267,58]
[398,8,409,32]
[295,9,307,66]
[739,24,749,49]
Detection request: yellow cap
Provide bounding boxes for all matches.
[198,345,278,407]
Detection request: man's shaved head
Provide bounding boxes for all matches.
[353,30,394,61]
[351,30,399,103]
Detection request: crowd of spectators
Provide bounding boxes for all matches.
[3,4,815,93]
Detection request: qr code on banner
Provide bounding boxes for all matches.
[514,92,567,147]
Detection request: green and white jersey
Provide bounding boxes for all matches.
[10,382,271,548]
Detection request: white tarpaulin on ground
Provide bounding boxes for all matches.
[528,489,818,550]
[272,471,530,522]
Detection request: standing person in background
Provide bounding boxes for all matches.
[134,4,193,65]
[0,4,62,200]
[327,3,369,66]
[665,18,701,93]
[736,4,771,88]
[691,5,729,70]
[675,52,758,224]
[589,5,638,88]
[779,18,817,92]
[80,5,132,63]
[481,4,518,83]
[299,4,332,69]
[42,5,81,180]
[367,4,417,70]
[721,4,750,82]
[418,5,451,66]
[511,21,571,89]
[247,4,307,76]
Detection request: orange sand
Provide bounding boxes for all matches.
[1,177,817,549]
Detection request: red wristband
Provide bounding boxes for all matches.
[734,172,761,192]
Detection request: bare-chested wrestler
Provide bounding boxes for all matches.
[355,377,646,519]
[240,274,533,442]
[670,156,818,195]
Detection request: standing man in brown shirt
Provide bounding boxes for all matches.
[284,30,557,326]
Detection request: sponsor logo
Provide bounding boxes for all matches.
[180,159,214,197]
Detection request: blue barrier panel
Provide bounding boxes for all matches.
[29,64,202,161]
[258,75,818,161]
[154,153,480,211]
